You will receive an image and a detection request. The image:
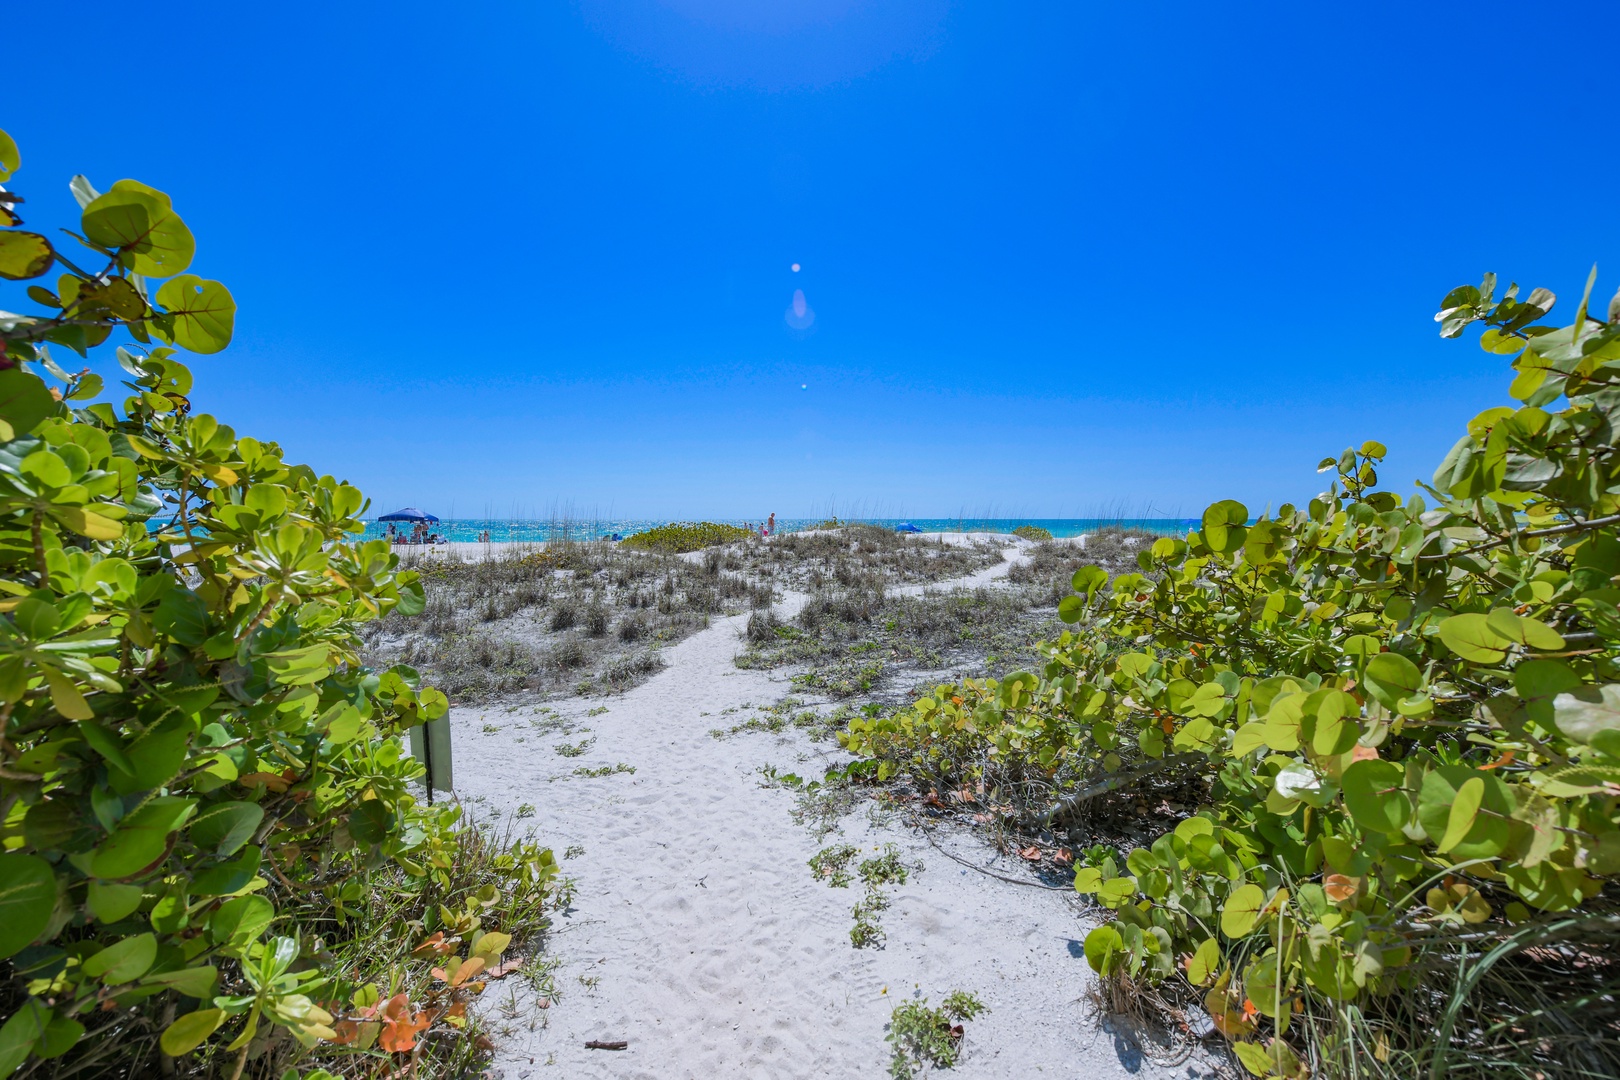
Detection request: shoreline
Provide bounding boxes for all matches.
[388,530,1085,565]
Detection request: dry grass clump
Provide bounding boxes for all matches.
[738,582,1058,705]
[363,541,758,702]
[745,529,1160,704]
[1006,528,1163,607]
[728,525,1004,589]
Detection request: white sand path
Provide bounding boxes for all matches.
[442,543,1202,1079]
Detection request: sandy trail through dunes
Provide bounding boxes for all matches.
[444,542,1202,1079]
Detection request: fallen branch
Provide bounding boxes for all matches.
[586,1040,629,1051]
[1035,753,1205,827]
[910,815,1070,892]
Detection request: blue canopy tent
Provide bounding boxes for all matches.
[378,508,439,523]
[378,508,443,545]
[895,522,921,533]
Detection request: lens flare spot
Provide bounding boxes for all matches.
[785,287,815,330]
[790,262,801,272]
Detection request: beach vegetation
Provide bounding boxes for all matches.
[367,543,757,701]
[849,892,888,948]
[885,991,987,1078]
[726,525,1002,590]
[0,127,560,1079]
[571,763,634,778]
[1012,525,1053,541]
[619,521,752,553]
[843,271,1620,1078]
[809,844,858,887]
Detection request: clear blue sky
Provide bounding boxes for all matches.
[11,1,1616,520]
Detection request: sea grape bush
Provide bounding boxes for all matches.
[844,270,1620,1075]
[619,521,753,554]
[0,127,544,1076]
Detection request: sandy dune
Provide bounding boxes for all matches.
[442,545,1203,1079]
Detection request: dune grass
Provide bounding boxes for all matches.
[363,541,770,702]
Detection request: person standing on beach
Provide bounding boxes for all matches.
[767,512,776,536]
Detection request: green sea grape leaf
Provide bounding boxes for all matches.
[0,368,57,442]
[1243,952,1285,1017]
[87,881,144,923]
[1125,848,1158,877]
[35,1014,84,1059]
[1174,816,1214,842]
[1263,692,1304,752]
[1232,1041,1271,1078]
[188,801,263,857]
[0,127,18,181]
[1438,613,1510,663]
[1187,937,1220,986]
[81,180,195,277]
[1071,565,1107,598]
[0,854,58,959]
[22,798,85,853]
[160,1008,224,1056]
[78,722,135,775]
[471,931,512,964]
[1083,925,1124,974]
[1302,689,1359,756]
[80,932,156,983]
[1437,777,1485,854]
[1221,884,1266,938]
[210,895,274,950]
[1514,659,1581,727]
[1201,500,1248,554]
[1232,721,1269,756]
[190,846,262,897]
[0,231,55,280]
[153,275,234,354]
[0,999,49,1079]
[1417,767,1512,859]
[1501,860,1590,912]
[348,799,390,845]
[1341,759,1408,835]
[141,965,218,999]
[1098,876,1138,908]
[153,588,209,646]
[108,720,192,795]
[1486,608,1564,650]
[90,797,196,880]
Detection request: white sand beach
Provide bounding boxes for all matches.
[439,542,1207,1079]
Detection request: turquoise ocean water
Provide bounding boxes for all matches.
[358,518,1197,543]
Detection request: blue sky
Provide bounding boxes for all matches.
[10,1,1616,520]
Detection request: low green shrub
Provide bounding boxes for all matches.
[0,127,558,1079]
[846,271,1620,1078]
[1012,525,1053,541]
[885,991,986,1078]
[619,521,752,554]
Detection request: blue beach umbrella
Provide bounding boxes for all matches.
[377,507,440,523]
[895,522,921,533]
